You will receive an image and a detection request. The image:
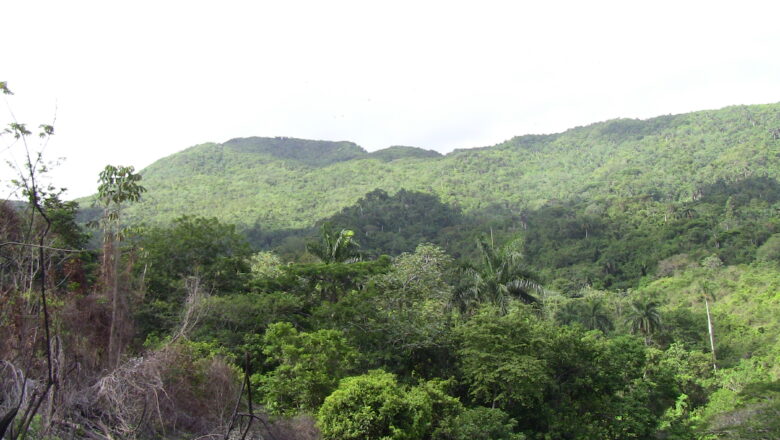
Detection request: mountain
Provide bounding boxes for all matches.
[221,137,366,167]
[12,104,780,439]
[367,146,442,162]
[105,103,780,233]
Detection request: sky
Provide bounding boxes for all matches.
[3,0,780,199]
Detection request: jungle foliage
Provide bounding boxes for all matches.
[5,99,780,439]
[90,103,780,235]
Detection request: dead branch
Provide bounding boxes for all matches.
[0,241,81,252]
[171,276,209,342]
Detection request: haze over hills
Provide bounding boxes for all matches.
[102,102,780,232]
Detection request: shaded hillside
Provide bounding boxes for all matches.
[223,137,366,167]
[367,146,442,162]
[316,189,462,257]
[243,189,465,259]
[90,103,780,231]
[249,176,780,290]
[519,176,780,290]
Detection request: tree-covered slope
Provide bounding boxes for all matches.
[367,146,442,162]
[105,103,780,230]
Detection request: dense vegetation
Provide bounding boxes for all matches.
[99,103,780,233]
[4,94,780,439]
[255,176,780,292]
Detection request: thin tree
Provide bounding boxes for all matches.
[0,81,58,439]
[94,165,145,368]
[698,281,718,371]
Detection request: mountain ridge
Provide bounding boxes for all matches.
[84,102,780,231]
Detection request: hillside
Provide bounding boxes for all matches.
[7,102,780,440]
[104,103,780,232]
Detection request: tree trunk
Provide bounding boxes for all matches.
[106,234,123,369]
[704,296,717,371]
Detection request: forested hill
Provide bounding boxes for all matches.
[8,100,780,439]
[105,103,780,230]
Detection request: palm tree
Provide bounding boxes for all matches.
[556,300,581,326]
[307,223,360,264]
[556,297,613,333]
[449,265,482,316]
[580,297,614,333]
[454,237,545,315]
[626,298,662,345]
[679,206,698,220]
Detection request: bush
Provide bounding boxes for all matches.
[317,370,459,440]
[254,322,357,415]
[432,406,525,440]
[91,341,241,438]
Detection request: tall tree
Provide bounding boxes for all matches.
[0,81,58,439]
[95,165,145,368]
[698,280,718,371]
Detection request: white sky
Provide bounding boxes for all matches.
[3,0,780,199]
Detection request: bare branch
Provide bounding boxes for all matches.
[0,241,81,253]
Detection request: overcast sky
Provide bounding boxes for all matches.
[3,0,780,199]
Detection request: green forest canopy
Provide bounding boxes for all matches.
[83,103,780,232]
[4,99,780,439]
